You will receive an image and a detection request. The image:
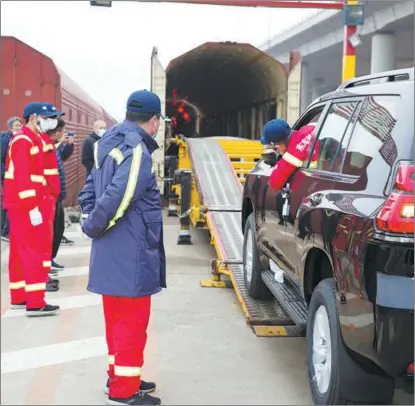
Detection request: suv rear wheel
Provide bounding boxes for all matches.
[243,213,272,300]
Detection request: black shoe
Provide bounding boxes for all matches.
[26,304,60,317]
[140,381,156,394]
[49,268,59,276]
[46,281,59,292]
[107,391,161,406]
[10,302,26,310]
[61,236,74,246]
[1,234,9,242]
[105,379,156,395]
[51,260,64,271]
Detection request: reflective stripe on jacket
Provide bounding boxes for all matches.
[3,126,46,211]
[37,133,60,200]
[78,120,167,297]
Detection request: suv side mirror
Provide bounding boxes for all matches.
[262,150,277,167]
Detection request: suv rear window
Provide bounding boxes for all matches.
[342,95,400,177]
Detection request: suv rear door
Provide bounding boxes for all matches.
[329,91,414,360]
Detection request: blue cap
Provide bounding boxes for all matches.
[260,119,291,145]
[126,90,163,117]
[41,102,65,117]
[23,102,64,118]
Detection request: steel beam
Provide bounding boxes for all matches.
[137,0,344,9]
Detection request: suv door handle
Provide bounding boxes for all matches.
[310,194,323,206]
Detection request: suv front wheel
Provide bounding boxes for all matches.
[243,213,272,300]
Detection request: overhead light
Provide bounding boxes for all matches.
[348,33,362,48]
[90,1,112,7]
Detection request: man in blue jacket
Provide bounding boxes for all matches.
[78,90,166,406]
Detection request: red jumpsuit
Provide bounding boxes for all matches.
[37,133,60,274]
[269,124,320,190]
[3,127,48,309]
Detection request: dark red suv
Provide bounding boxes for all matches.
[241,68,414,405]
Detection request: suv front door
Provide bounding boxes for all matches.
[285,99,363,284]
[262,103,328,275]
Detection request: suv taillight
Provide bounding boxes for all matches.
[376,162,414,234]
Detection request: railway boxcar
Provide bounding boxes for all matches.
[0,36,116,206]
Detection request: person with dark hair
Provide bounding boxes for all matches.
[1,116,23,242]
[3,102,60,317]
[82,119,107,177]
[46,117,75,273]
[79,90,166,406]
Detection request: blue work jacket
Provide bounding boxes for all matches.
[78,120,167,297]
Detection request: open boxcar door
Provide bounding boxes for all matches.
[150,46,167,195]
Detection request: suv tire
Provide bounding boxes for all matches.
[243,213,272,300]
[306,278,346,405]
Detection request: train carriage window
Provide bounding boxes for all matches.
[309,100,360,172]
[341,96,399,177]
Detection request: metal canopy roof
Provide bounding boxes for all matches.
[166,42,287,117]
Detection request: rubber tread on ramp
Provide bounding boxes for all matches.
[207,211,293,327]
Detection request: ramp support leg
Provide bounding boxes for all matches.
[176,169,192,245]
[166,156,178,217]
[200,259,233,289]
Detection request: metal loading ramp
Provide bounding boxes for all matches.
[186,138,304,337]
[186,138,242,211]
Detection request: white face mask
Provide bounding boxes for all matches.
[97,129,106,137]
[37,117,58,133]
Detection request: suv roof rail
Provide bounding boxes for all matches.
[337,67,414,90]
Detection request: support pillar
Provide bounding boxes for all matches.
[371,32,396,74]
[251,107,256,140]
[257,108,264,139]
[311,79,324,101]
[166,155,178,217]
[237,111,243,138]
[300,63,310,113]
[176,170,192,245]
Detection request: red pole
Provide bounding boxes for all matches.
[342,0,357,81]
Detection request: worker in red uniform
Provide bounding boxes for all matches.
[37,103,63,289]
[260,119,319,190]
[3,102,60,317]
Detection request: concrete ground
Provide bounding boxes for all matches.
[1,213,413,405]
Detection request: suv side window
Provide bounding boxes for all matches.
[310,100,360,171]
[293,104,327,168]
[341,96,399,176]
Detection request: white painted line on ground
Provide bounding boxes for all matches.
[62,230,82,239]
[57,245,91,257]
[3,294,102,318]
[55,266,89,278]
[1,336,107,375]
